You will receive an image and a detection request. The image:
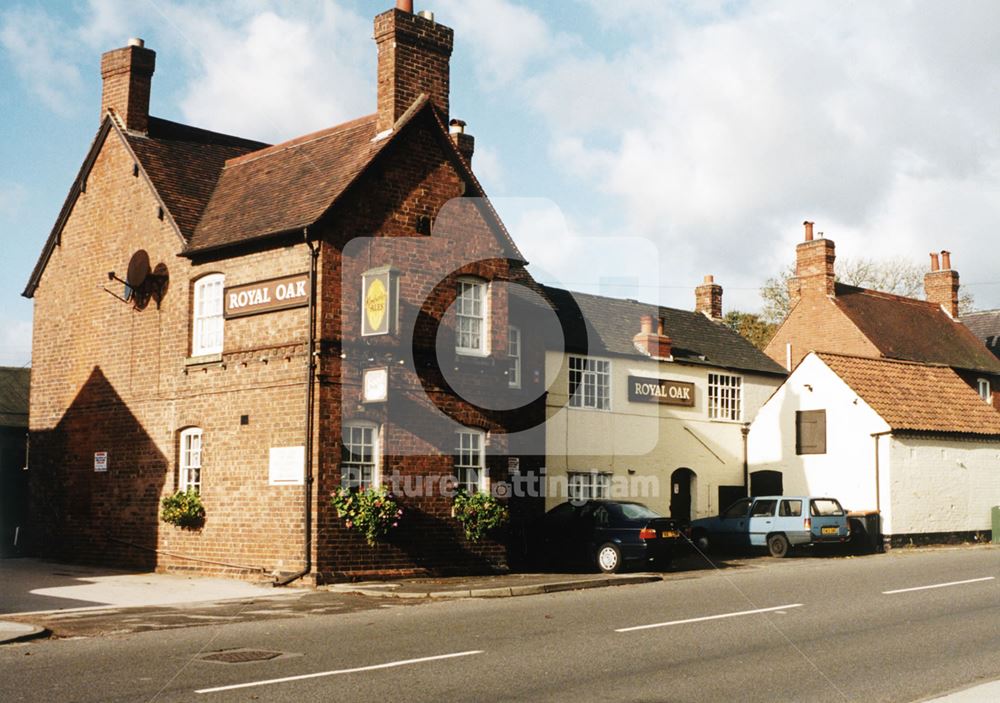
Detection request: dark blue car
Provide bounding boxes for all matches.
[541,500,683,573]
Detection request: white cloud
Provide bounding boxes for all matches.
[167,1,372,142]
[490,0,1000,311]
[469,144,504,192]
[0,317,32,367]
[0,7,84,115]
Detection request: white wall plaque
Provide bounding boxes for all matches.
[363,367,389,403]
[269,446,305,486]
[94,451,108,472]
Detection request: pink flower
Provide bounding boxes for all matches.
[345,519,353,528]
[392,522,398,528]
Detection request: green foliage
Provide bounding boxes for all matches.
[453,490,509,542]
[160,489,205,528]
[722,310,777,351]
[330,486,403,546]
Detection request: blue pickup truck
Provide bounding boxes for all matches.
[689,496,850,557]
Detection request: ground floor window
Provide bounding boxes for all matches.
[179,427,202,493]
[341,423,378,489]
[568,471,611,501]
[455,429,486,493]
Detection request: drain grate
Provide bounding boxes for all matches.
[201,649,283,664]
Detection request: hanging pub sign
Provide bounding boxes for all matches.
[224,272,310,319]
[627,375,696,407]
[361,266,400,336]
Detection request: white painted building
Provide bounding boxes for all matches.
[748,352,1000,543]
[536,285,787,520]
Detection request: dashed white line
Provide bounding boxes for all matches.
[194,650,484,694]
[615,604,803,633]
[882,576,995,595]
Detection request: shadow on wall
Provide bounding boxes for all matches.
[28,367,167,570]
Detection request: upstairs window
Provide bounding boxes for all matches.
[569,356,610,410]
[978,378,992,403]
[455,429,486,493]
[508,326,521,388]
[192,274,224,356]
[708,373,742,421]
[568,471,611,502]
[179,427,203,493]
[796,409,827,455]
[455,278,488,355]
[341,423,378,490]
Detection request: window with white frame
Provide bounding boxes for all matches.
[978,378,992,403]
[179,427,202,493]
[568,356,610,410]
[708,373,742,421]
[568,471,611,501]
[341,423,378,489]
[508,326,521,388]
[192,274,224,356]
[455,429,486,493]
[455,278,488,355]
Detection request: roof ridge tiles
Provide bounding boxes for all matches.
[224,113,377,168]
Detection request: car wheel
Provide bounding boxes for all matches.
[596,543,622,574]
[767,533,790,558]
[692,530,710,553]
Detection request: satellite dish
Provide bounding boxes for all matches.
[126,250,150,289]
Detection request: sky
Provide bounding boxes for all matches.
[3,0,1000,367]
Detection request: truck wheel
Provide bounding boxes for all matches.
[596,543,622,573]
[767,533,790,558]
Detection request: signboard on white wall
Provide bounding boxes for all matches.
[268,446,305,486]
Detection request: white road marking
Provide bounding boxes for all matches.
[615,604,803,633]
[194,650,484,694]
[882,576,995,595]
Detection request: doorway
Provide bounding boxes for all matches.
[750,469,783,497]
[670,468,696,522]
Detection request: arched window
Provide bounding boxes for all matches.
[179,427,203,493]
[192,274,224,356]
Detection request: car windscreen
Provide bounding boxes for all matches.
[612,503,662,521]
[810,499,845,516]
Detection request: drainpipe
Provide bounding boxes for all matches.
[741,423,750,497]
[871,431,890,514]
[275,228,319,586]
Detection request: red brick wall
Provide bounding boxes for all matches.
[764,292,880,371]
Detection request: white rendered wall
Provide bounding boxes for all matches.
[887,436,1000,535]
[747,354,890,515]
[544,350,783,517]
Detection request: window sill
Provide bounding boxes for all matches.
[185,353,223,367]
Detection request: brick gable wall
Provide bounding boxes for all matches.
[764,292,880,371]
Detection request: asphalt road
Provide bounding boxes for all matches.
[2,547,999,702]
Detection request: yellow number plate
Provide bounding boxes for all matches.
[662,530,678,538]
[821,527,838,535]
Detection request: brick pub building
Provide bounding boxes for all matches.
[23,2,546,583]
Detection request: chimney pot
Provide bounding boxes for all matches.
[449,118,466,134]
[657,318,665,336]
[396,0,413,12]
[941,250,952,270]
[639,315,653,334]
[929,252,940,271]
[704,274,714,284]
[803,221,814,241]
[128,37,144,47]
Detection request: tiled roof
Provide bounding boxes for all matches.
[0,367,30,428]
[533,286,787,376]
[832,284,1000,374]
[817,353,1000,436]
[961,309,1000,360]
[125,117,268,239]
[188,114,386,252]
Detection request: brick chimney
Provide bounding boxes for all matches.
[695,274,723,320]
[100,38,155,133]
[374,3,454,134]
[788,221,836,308]
[633,314,673,359]
[449,119,475,164]
[924,250,960,318]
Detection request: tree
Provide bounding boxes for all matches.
[722,311,777,351]
[759,257,975,324]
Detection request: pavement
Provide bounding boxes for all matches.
[0,557,680,644]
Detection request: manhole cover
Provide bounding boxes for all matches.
[201,649,283,664]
